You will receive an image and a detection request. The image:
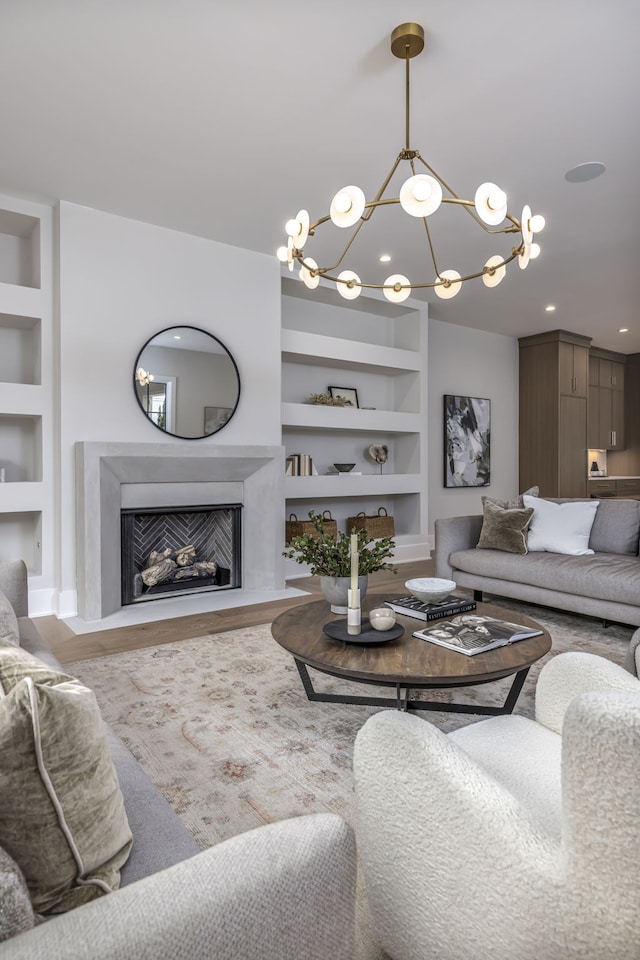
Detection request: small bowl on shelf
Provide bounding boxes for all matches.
[333,463,356,473]
[405,577,456,604]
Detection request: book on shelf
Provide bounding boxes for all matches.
[413,615,543,656]
[384,595,477,621]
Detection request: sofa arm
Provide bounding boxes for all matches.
[623,629,640,677]
[4,814,356,960]
[433,515,483,579]
[535,651,640,735]
[0,560,29,618]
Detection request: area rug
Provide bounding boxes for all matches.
[69,601,633,959]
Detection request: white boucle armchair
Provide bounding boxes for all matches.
[353,652,640,960]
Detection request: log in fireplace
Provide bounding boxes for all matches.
[120,504,242,605]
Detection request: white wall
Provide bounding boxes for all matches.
[428,318,519,534]
[56,201,282,614]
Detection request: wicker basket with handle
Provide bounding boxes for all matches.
[285,510,338,543]
[346,507,395,538]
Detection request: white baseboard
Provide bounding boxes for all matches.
[29,589,78,619]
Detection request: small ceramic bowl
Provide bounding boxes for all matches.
[368,607,397,631]
[405,577,456,604]
[333,463,356,473]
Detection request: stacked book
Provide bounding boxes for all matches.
[384,594,477,621]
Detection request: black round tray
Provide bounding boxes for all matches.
[322,618,404,644]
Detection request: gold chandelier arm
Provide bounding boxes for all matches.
[361,155,404,222]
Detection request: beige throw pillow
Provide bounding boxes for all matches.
[0,643,133,914]
[0,590,20,646]
[477,499,534,555]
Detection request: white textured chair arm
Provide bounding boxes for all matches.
[354,711,559,960]
[433,515,483,580]
[535,651,640,734]
[4,814,356,960]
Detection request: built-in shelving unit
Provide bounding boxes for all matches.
[0,197,53,594]
[281,275,428,574]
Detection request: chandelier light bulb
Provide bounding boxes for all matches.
[330,186,366,227]
[336,270,362,300]
[518,243,531,270]
[383,274,411,303]
[434,269,462,299]
[529,214,545,234]
[285,218,299,236]
[400,174,442,217]
[300,258,320,289]
[530,242,541,259]
[475,182,508,226]
[276,245,289,262]
[482,255,506,288]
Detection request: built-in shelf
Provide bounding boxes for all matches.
[281,274,428,565]
[0,209,41,289]
[0,195,52,605]
[0,313,41,384]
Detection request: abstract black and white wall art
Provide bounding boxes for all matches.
[443,395,491,487]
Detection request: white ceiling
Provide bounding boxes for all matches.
[1,0,639,353]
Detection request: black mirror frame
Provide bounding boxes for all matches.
[133,325,241,440]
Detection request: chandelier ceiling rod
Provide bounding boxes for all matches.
[278,22,545,304]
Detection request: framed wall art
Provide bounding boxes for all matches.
[443,395,491,487]
[328,385,359,408]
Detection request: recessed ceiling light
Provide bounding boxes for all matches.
[379,254,391,262]
[565,161,606,183]
[619,328,628,333]
[545,305,556,312]
[173,335,181,339]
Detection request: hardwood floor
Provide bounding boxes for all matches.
[37,558,434,664]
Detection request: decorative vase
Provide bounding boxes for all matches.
[320,575,368,614]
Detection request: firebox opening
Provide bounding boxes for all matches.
[121,503,242,605]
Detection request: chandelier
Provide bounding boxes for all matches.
[278,22,545,304]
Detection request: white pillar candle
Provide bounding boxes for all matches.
[350,533,359,595]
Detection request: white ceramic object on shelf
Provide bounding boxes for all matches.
[405,577,456,603]
[368,607,397,631]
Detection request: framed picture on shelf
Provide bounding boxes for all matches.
[328,386,359,408]
[443,395,491,488]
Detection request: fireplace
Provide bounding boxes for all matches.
[121,503,242,605]
[75,441,284,621]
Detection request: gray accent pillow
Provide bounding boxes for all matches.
[482,485,539,510]
[0,845,35,942]
[0,590,20,646]
[476,500,534,555]
[0,643,133,914]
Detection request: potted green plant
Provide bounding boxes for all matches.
[283,511,397,612]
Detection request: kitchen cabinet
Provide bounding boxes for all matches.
[588,350,626,450]
[519,330,592,498]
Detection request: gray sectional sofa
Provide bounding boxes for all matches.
[0,559,356,959]
[434,497,640,628]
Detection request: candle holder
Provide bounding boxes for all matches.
[347,588,361,635]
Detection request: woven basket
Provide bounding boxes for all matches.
[285,510,338,543]
[346,507,395,539]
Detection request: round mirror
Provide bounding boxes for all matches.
[133,325,240,439]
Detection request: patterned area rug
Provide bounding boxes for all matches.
[69,600,633,959]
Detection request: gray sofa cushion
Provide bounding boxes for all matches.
[549,498,640,556]
[449,548,640,607]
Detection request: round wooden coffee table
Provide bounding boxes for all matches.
[271,593,551,714]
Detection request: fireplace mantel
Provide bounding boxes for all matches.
[75,441,285,621]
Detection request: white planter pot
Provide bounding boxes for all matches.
[319,575,368,614]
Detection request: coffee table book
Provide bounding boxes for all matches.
[384,595,477,621]
[413,615,543,656]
